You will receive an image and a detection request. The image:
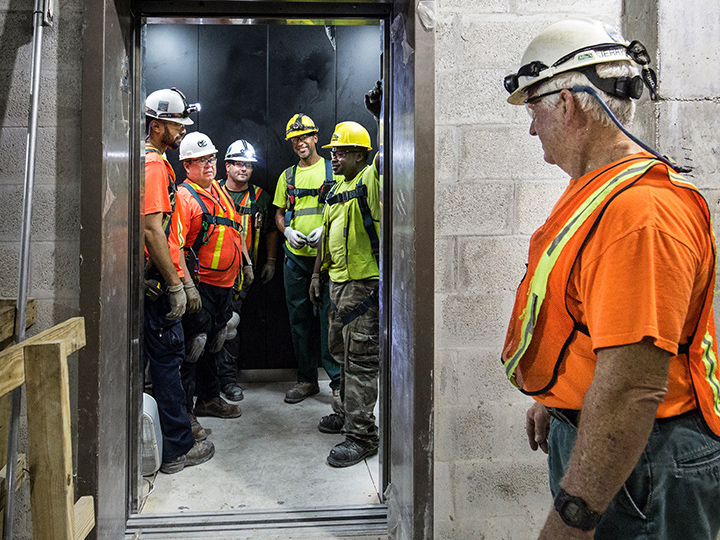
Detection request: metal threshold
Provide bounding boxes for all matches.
[125,505,388,539]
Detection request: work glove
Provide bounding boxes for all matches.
[183,280,202,314]
[242,265,254,290]
[283,226,307,250]
[365,80,382,119]
[309,273,322,307]
[166,283,187,319]
[261,258,276,284]
[306,226,323,248]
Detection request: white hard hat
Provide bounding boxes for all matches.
[225,140,258,163]
[504,19,648,105]
[179,132,217,161]
[145,87,199,125]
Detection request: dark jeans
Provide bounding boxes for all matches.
[181,282,233,411]
[143,293,194,462]
[548,408,720,539]
[283,252,341,390]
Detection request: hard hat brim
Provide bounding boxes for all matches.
[321,142,372,150]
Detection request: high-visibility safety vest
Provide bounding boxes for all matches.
[179,180,242,288]
[502,155,720,438]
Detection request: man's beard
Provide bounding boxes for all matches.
[162,126,181,149]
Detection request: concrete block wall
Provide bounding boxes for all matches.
[0,1,83,538]
[433,2,624,538]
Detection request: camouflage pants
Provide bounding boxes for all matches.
[328,278,380,449]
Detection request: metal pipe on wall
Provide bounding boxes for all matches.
[4,1,53,537]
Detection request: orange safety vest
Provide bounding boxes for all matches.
[502,156,720,437]
[179,180,242,288]
[232,186,263,260]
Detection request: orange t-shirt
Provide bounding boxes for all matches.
[178,180,241,288]
[143,146,185,279]
[549,158,715,415]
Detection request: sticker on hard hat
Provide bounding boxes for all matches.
[158,101,169,112]
[331,134,339,141]
[577,52,594,61]
[198,140,208,147]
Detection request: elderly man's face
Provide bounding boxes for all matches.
[527,89,565,167]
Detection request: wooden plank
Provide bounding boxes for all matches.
[0,298,36,339]
[0,306,14,344]
[25,341,75,540]
[0,453,28,509]
[0,345,25,398]
[73,496,95,540]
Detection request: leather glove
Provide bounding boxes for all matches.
[166,283,187,319]
[306,226,323,248]
[283,226,307,250]
[242,265,254,290]
[261,258,276,284]
[309,273,322,307]
[364,80,382,119]
[183,280,202,314]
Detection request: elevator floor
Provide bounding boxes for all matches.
[140,380,382,514]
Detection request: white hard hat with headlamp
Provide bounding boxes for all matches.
[225,140,258,163]
[145,87,200,126]
[179,132,217,161]
[504,18,657,105]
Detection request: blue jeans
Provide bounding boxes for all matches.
[548,408,720,539]
[143,293,194,462]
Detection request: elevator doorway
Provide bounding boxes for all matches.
[129,8,391,536]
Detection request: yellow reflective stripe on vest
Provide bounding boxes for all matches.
[505,159,659,386]
[701,330,720,418]
[190,181,237,271]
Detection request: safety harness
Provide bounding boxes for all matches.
[283,159,334,228]
[325,169,380,326]
[181,182,243,279]
[222,182,263,265]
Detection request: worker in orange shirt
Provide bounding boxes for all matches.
[502,19,720,539]
[177,132,244,442]
[143,88,214,474]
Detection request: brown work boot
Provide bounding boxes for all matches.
[284,381,320,404]
[160,440,215,474]
[188,412,207,441]
[194,396,242,418]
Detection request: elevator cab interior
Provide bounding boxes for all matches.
[132,9,390,532]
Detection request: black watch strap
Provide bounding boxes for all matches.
[553,488,603,531]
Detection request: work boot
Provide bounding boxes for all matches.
[318,413,345,434]
[160,440,215,474]
[332,388,343,415]
[222,383,244,402]
[326,439,378,468]
[188,413,207,441]
[284,381,320,404]
[194,396,242,418]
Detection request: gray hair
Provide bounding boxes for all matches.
[533,62,640,127]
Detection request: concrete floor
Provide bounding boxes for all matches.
[140,380,382,514]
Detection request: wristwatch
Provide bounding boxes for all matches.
[553,489,602,531]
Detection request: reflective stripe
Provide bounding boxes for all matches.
[294,206,323,217]
[504,159,658,385]
[701,330,720,419]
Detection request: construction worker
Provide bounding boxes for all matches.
[177,132,243,442]
[273,114,342,405]
[502,19,720,538]
[143,88,214,474]
[217,139,280,401]
[309,109,381,467]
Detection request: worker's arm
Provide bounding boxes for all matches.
[144,212,181,287]
[308,237,325,306]
[266,228,279,261]
[274,206,286,235]
[537,339,670,539]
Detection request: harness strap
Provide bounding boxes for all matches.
[284,253,313,279]
[330,284,379,327]
[325,174,380,265]
[283,160,334,229]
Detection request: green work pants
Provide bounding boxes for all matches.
[283,252,341,389]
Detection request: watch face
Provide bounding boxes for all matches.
[564,501,583,525]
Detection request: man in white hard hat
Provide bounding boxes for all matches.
[177,132,244,443]
[273,114,342,406]
[217,139,279,402]
[144,87,214,474]
[501,19,720,538]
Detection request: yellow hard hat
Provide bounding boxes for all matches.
[322,121,372,151]
[285,113,318,140]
